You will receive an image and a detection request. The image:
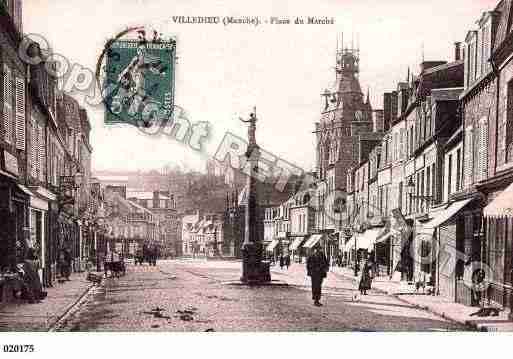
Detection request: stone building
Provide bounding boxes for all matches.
[477,1,513,311]
[0,0,28,273]
[127,190,180,257]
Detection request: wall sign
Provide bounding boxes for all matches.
[2,150,19,177]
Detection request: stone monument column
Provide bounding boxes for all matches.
[240,108,271,283]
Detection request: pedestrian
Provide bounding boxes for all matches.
[359,260,372,295]
[59,247,72,281]
[306,246,329,306]
[279,255,284,270]
[285,254,290,270]
[20,248,47,303]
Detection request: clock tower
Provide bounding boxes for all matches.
[315,34,374,191]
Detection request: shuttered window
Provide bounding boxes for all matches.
[36,122,42,180]
[3,64,13,144]
[399,128,405,160]
[477,118,488,181]
[40,124,46,182]
[30,117,37,179]
[15,77,25,150]
[464,126,474,187]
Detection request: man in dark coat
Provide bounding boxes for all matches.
[306,246,329,306]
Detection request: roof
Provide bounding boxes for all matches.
[96,175,129,182]
[431,87,464,101]
[127,200,154,216]
[422,60,463,76]
[127,191,171,200]
[335,71,363,95]
[493,0,513,52]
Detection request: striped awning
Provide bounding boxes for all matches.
[423,198,473,229]
[303,234,323,249]
[484,181,513,218]
[289,236,305,250]
[350,228,383,250]
[266,239,279,252]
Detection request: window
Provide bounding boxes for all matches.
[416,172,421,212]
[399,128,405,160]
[420,170,425,212]
[398,181,403,211]
[456,148,461,191]
[426,167,431,199]
[448,154,453,198]
[3,64,13,144]
[409,126,414,156]
[15,77,25,150]
[431,164,436,203]
[464,126,474,186]
[506,80,513,163]
[482,25,490,74]
[477,118,488,181]
[468,39,476,84]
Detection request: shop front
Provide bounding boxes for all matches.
[0,175,29,271]
[0,150,30,271]
[482,179,513,313]
[24,186,56,287]
[415,198,474,300]
[289,236,306,263]
[0,151,30,303]
[265,239,279,262]
[302,234,323,254]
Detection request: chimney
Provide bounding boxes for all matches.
[454,42,461,61]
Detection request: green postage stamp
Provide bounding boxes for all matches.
[103,39,176,127]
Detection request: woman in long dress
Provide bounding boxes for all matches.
[359,260,372,295]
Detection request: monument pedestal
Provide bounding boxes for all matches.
[240,242,271,284]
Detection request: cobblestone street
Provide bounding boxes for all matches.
[56,259,468,331]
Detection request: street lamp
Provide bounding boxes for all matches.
[406,177,432,212]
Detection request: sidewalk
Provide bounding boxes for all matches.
[329,266,513,332]
[0,272,94,331]
[271,263,513,331]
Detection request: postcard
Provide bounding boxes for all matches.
[0,0,511,357]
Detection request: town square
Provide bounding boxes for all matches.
[1,0,513,345]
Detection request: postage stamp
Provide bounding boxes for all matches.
[103,37,176,127]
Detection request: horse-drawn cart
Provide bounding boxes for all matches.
[104,252,126,278]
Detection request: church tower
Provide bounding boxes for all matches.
[315,34,374,190]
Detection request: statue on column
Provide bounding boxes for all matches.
[238,107,270,284]
[240,108,259,158]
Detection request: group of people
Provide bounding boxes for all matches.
[16,246,73,304]
[306,246,375,306]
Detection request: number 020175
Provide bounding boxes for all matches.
[2,344,35,353]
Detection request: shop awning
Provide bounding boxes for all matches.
[375,230,394,244]
[423,198,473,230]
[266,239,279,252]
[484,181,513,218]
[303,234,323,249]
[351,228,383,250]
[17,184,32,196]
[289,236,305,250]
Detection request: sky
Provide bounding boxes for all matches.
[23,0,498,174]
